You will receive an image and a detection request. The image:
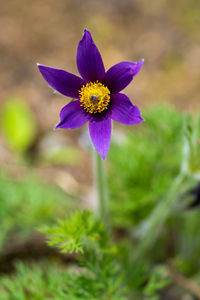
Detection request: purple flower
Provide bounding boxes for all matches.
[37,29,143,160]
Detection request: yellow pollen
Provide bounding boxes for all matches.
[79,81,110,114]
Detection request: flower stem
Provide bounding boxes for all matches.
[133,172,188,259]
[94,151,109,226]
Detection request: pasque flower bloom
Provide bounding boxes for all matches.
[37,29,143,159]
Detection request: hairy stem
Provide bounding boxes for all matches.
[94,151,109,226]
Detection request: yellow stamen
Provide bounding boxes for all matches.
[79,81,110,114]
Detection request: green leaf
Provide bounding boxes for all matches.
[40,210,106,254]
[0,260,126,300]
[182,114,200,178]
[143,266,170,299]
[0,97,36,153]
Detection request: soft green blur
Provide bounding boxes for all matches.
[0,98,36,154]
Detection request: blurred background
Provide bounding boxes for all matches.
[0,0,200,299]
[1,0,200,194]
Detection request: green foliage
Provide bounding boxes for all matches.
[0,208,127,300]
[40,211,127,298]
[40,210,106,254]
[108,104,184,228]
[143,266,170,300]
[182,114,200,178]
[1,104,200,299]
[0,172,72,247]
[0,98,36,154]
[0,261,126,300]
[172,208,200,276]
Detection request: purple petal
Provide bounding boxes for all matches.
[55,100,89,129]
[77,29,105,82]
[104,59,144,94]
[38,64,84,98]
[111,93,143,125]
[89,114,111,160]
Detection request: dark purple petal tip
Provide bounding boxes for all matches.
[111,93,144,125]
[104,59,144,94]
[77,29,105,82]
[55,100,89,130]
[89,114,111,160]
[37,64,84,98]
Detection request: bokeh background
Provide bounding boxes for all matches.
[1,0,200,185]
[0,0,200,299]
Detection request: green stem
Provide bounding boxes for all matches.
[133,172,187,259]
[94,151,109,225]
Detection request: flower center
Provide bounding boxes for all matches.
[79,82,110,114]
